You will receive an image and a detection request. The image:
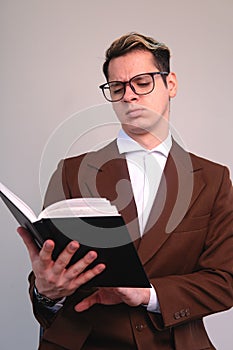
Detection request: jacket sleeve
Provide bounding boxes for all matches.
[149,166,233,329]
[28,159,72,328]
[28,155,89,328]
[28,272,59,329]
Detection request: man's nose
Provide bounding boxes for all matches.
[122,83,139,102]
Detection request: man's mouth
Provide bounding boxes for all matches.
[126,108,144,118]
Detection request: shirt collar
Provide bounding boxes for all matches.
[117,129,172,158]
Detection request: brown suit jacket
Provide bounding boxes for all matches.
[30,140,233,350]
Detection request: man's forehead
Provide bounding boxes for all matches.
[108,50,157,80]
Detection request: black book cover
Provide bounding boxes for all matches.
[1,189,150,288]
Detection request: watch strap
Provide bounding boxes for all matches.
[34,286,62,307]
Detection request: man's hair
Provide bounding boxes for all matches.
[103,32,171,82]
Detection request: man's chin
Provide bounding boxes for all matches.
[122,120,169,141]
[123,124,149,136]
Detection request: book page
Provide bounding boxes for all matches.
[38,198,120,219]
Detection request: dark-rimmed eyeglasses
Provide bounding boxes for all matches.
[99,72,168,102]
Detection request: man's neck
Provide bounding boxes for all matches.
[122,126,169,150]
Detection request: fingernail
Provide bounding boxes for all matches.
[45,241,52,249]
[70,242,78,251]
[88,251,97,260]
[97,264,105,272]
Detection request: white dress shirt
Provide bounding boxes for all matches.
[117,129,172,312]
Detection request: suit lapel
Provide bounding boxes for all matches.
[137,141,206,265]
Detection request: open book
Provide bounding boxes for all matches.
[0,182,150,288]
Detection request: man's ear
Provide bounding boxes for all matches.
[167,72,178,98]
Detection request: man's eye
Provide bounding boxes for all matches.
[110,85,124,95]
[133,77,151,88]
[137,82,150,87]
[113,88,123,94]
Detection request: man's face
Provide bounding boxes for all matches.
[108,50,177,142]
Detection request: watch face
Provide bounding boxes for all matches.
[34,287,57,307]
[39,296,57,307]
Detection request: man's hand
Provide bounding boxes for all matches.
[75,286,150,312]
[17,227,105,300]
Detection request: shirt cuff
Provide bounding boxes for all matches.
[46,297,66,313]
[142,284,161,313]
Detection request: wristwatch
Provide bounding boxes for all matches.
[34,286,61,307]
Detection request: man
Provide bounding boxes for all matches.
[18,32,233,349]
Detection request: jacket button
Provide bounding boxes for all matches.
[174,312,180,320]
[180,309,186,317]
[135,324,145,332]
[185,308,190,317]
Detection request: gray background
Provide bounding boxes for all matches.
[1,0,233,349]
